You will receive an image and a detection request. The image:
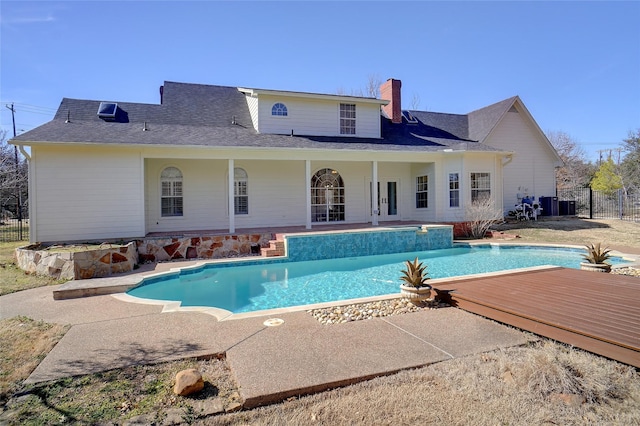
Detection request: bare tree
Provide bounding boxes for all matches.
[410,93,421,110]
[337,74,382,98]
[0,130,28,221]
[546,130,594,189]
[619,128,640,195]
[364,74,382,98]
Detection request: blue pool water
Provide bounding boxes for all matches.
[127,245,631,314]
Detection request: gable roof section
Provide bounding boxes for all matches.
[469,96,562,163]
[468,96,518,143]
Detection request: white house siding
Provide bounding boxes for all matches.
[255,94,381,138]
[408,162,437,222]
[233,160,307,228]
[244,94,259,131]
[31,145,144,242]
[484,107,558,214]
[145,158,228,233]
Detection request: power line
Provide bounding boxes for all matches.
[0,101,57,112]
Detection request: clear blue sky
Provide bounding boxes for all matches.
[2,1,639,162]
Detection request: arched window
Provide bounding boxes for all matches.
[271,103,288,116]
[234,168,248,215]
[160,167,183,217]
[311,168,345,222]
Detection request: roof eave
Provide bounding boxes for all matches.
[237,87,389,105]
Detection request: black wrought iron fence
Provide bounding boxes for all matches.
[0,218,29,242]
[557,187,640,222]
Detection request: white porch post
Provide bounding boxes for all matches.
[305,160,312,229]
[372,160,379,226]
[228,159,235,233]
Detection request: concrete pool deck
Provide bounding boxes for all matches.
[1,282,532,409]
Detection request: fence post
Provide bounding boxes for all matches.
[589,187,593,219]
[619,189,623,220]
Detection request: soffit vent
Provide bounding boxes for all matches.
[97,102,118,120]
[402,110,418,124]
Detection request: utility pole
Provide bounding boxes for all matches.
[5,103,23,237]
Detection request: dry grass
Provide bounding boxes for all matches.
[494,218,640,250]
[1,356,240,425]
[0,317,68,405]
[213,341,640,425]
[0,242,66,296]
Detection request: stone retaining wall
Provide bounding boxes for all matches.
[15,242,137,280]
[136,233,274,263]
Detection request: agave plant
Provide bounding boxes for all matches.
[582,242,612,264]
[400,257,431,288]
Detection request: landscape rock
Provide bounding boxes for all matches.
[225,402,243,413]
[551,393,586,407]
[173,368,204,396]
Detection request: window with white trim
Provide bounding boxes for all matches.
[416,175,428,208]
[161,167,183,217]
[449,173,460,207]
[234,168,248,215]
[271,103,288,116]
[339,103,356,135]
[470,172,491,202]
[311,168,345,222]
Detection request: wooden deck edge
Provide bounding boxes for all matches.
[449,297,640,368]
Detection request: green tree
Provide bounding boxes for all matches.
[590,157,623,195]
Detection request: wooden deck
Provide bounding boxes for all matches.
[433,267,640,368]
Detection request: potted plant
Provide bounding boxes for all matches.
[399,257,433,305]
[580,242,612,273]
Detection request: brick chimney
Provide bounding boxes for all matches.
[380,78,402,124]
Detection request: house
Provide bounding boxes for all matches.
[10,78,562,244]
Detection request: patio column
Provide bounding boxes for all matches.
[228,159,235,233]
[372,160,379,226]
[305,160,312,229]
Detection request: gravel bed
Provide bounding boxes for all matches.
[308,297,448,325]
[612,266,640,277]
[309,266,639,325]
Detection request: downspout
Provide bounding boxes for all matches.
[16,144,33,242]
[18,145,31,161]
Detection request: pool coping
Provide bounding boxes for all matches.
[53,242,640,320]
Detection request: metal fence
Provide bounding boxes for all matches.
[557,187,640,222]
[0,218,29,242]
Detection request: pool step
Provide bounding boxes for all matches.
[261,239,285,257]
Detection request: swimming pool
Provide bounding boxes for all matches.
[127,244,633,314]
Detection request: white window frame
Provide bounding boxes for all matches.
[311,168,345,222]
[339,103,356,135]
[271,102,288,117]
[470,172,491,202]
[160,166,183,217]
[449,172,460,208]
[415,175,428,209]
[234,167,249,215]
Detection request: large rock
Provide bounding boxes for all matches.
[173,369,204,396]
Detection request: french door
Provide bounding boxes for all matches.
[371,180,399,221]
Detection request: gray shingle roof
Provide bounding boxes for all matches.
[12,81,514,154]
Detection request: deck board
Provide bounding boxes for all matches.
[434,268,640,367]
